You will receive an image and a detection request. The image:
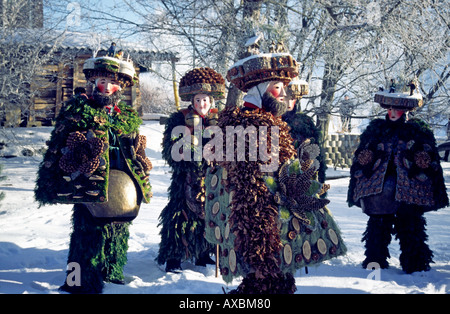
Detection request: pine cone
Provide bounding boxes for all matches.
[134,135,152,172]
[414,151,431,169]
[357,149,374,166]
[78,157,100,175]
[88,137,104,157]
[180,67,225,87]
[59,131,104,175]
[66,131,86,150]
[136,154,153,172]
[59,152,79,173]
[301,159,314,171]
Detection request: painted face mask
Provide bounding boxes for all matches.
[387,107,405,121]
[267,81,287,103]
[95,78,122,96]
[193,93,212,117]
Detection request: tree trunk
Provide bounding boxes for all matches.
[316,61,340,145]
[225,0,264,107]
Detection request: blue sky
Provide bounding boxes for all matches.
[46,0,145,40]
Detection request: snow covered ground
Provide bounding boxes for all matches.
[0,121,449,294]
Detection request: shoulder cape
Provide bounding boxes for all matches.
[347,117,448,211]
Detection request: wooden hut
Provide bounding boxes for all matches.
[1,31,179,127]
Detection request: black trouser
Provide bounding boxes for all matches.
[362,205,432,273]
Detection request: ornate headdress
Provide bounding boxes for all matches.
[226,49,299,92]
[179,67,226,102]
[287,77,309,98]
[374,78,423,111]
[83,45,138,87]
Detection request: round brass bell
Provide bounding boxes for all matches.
[185,111,201,127]
[85,169,142,221]
[191,135,200,146]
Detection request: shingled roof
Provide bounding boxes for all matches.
[0,29,179,64]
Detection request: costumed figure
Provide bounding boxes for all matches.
[347,79,448,273]
[339,95,355,133]
[204,45,346,294]
[282,78,327,184]
[157,67,226,272]
[35,50,152,293]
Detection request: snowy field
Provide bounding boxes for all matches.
[0,120,449,294]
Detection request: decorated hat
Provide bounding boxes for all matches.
[226,52,299,92]
[374,78,423,111]
[83,56,138,87]
[287,77,309,98]
[179,67,226,102]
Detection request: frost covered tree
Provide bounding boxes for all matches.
[285,0,449,138]
[0,0,71,126]
[54,0,449,135]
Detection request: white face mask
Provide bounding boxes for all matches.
[193,94,212,116]
[266,81,287,102]
[95,78,122,96]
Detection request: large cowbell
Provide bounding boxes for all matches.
[85,169,142,222]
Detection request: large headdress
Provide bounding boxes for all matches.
[374,78,423,111]
[179,67,226,102]
[287,77,309,98]
[83,49,138,88]
[226,49,299,92]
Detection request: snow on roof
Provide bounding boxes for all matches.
[0,29,178,59]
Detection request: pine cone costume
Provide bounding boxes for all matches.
[204,105,346,294]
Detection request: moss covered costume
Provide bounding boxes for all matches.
[35,95,152,293]
[157,107,217,270]
[157,67,225,271]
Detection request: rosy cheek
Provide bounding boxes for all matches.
[110,85,120,94]
[270,89,281,98]
[97,84,105,93]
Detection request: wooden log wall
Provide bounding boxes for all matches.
[24,51,141,127]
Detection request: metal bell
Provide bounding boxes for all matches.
[185,111,201,127]
[85,169,142,221]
